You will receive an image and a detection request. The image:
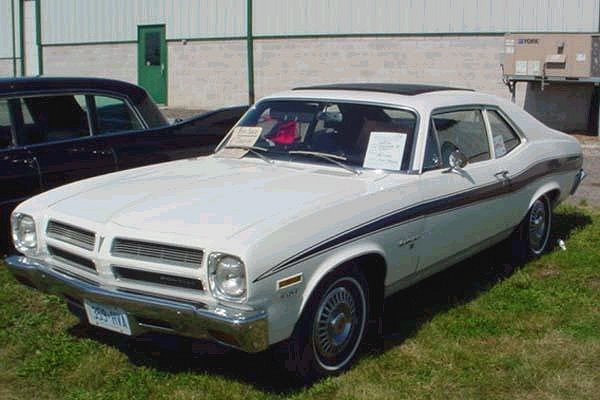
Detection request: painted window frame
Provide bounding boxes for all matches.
[420,104,526,173]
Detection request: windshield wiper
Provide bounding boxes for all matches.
[222,145,273,164]
[288,150,361,175]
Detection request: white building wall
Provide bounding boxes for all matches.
[43,43,137,83]
[168,40,248,108]
[253,0,600,36]
[254,35,507,99]
[0,0,22,76]
[41,0,246,44]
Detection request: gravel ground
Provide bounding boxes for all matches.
[162,108,599,208]
[566,135,600,208]
[161,108,208,122]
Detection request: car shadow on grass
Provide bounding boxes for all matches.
[66,208,591,394]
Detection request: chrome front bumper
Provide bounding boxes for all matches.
[570,168,587,195]
[4,255,269,353]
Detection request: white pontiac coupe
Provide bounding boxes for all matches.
[6,83,586,378]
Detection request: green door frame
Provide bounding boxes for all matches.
[137,25,168,105]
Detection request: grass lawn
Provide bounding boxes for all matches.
[0,204,598,399]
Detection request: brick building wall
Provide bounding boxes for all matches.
[43,43,137,84]
[0,60,14,77]
[167,40,248,108]
[34,35,592,132]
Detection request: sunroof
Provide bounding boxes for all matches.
[293,83,472,96]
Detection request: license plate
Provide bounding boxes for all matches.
[84,299,132,335]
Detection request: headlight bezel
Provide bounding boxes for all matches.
[11,213,38,255]
[207,252,247,303]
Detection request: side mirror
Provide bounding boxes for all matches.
[447,149,468,170]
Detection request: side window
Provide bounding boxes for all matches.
[0,99,12,149]
[19,95,90,145]
[423,119,442,171]
[432,109,490,166]
[487,110,521,157]
[93,95,143,134]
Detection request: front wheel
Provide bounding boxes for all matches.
[285,267,369,380]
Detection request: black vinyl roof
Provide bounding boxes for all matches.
[0,76,149,101]
[293,83,473,96]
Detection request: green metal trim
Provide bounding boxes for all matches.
[19,0,24,75]
[11,0,16,76]
[166,36,246,43]
[253,31,600,40]
[43,40,138,47]
[246,0,254,104]
[35,0,42,75]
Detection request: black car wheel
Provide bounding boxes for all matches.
[527,195,552,255]
[285,266,368,380]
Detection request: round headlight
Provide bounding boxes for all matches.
[11,213,37,254]
[208,254,246,301]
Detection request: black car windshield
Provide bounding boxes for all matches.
[217,100,418,171]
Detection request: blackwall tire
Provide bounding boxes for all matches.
[512,194,553,260]
[285,266,369,381]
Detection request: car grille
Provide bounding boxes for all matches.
[48,245,96,272]
[111,238,203,268]
[46,221,96,251]
[113,266,204,291]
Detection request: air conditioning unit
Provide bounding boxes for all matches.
[503,33,600,78]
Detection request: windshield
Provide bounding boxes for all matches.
[217,100,418,171]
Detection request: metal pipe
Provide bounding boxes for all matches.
[19,0,24,75]
[11,0,17,76]
[36,0,43,75]
[246,0,254,104]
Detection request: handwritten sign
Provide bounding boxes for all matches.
[363,132,407,171]
[217,126,263,158]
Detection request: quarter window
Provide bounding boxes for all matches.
[92,95,142,134]
[487,110,521,157]
[432,110,490,166]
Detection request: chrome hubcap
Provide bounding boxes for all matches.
[315,287,356,358]
[529,199,548,252]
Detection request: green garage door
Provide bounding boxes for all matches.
[138,25,167,105]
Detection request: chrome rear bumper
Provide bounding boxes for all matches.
[4,255,269,353]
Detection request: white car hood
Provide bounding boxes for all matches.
[47,157,372,241]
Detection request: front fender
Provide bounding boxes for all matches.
[298,240,386,317]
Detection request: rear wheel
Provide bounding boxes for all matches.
[285,266,368,380]
[513,194,552,259]
[527,196,552,255]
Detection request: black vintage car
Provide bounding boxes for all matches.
[0,77,248,253]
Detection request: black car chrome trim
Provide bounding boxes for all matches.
[254,154,582,282]
[47,245,96,272]
[112,266,204,291]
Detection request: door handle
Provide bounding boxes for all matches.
[12,158,35,167]
[161,64,165,76]
[67,147,86,154]
[494,170,510,179]
[91,149,112,156]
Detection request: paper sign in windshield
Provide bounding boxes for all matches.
[218,126,263,158]
[493,135,507,157]
[363,132,407,171]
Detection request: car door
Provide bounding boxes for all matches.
[85,93,174,170]
[483,108,526,228]
[0,99,41,251]
[417,108,511,272]
[14,94,117,190]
